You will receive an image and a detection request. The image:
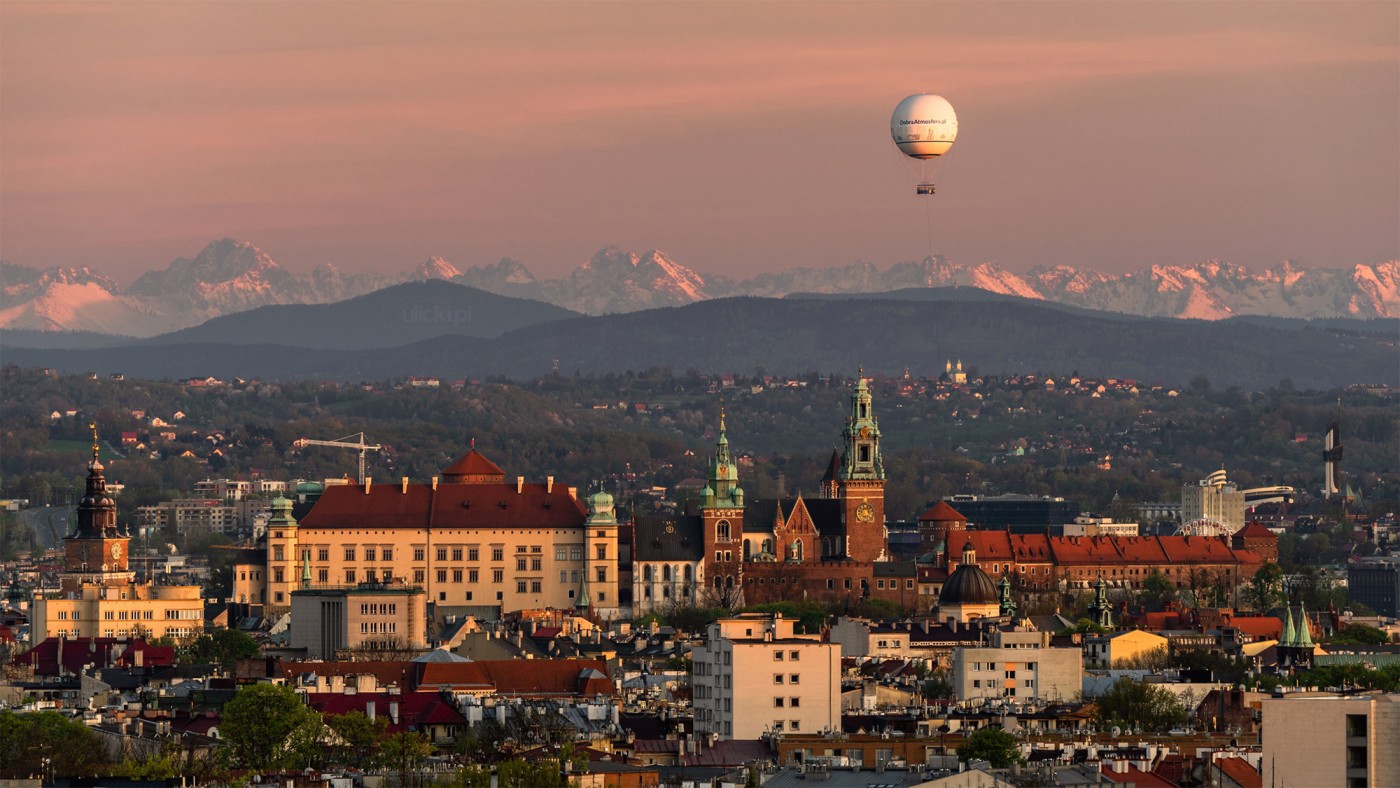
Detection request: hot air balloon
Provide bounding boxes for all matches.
[890,94,958,195]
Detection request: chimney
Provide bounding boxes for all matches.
[547,476,554,494]
[402,477,409,494]
[365,477,372,494]
[517,477,524,494]
[431,476,439,491]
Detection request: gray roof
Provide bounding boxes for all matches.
[411,648,471,663]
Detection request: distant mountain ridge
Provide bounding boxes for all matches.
[2,238,1396,337]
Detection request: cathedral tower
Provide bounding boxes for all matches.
[701,409,744,602]
[838,374,886,562]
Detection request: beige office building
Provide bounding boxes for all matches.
[289,585,428,659]
[693,613,840,741]
[1262,692,1400,788]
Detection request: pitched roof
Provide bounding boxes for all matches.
[299,478,586,530]
[415,658,614,697]
[307,691,465,732]
[918,501,967,522]
[441,449,505,481]
[1234,522,1275,539]
[1101,764,1178,788]
[1214,756,1263,788]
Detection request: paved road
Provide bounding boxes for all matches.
[17,505,74,552]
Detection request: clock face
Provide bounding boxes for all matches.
[111,543,121,559]
[856,503,876,522]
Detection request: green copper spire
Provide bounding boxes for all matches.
[1294,605,1314,649]
[705,405,742,508]
[1089,574,1113,629]
[1281,606,1296,647]
[302,551,311,589]
[839,372,884,481]
[998,575,1017,618]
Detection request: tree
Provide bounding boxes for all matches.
[455,719,508,765]
[1329,623,1392,646]
[496,759,569,788]
[1243,562,1283,612]
[1093,677,1188,733]
[383,731,433,786]
[956,727,1023,768]
[180,629,260,669]
[1139,570,1175,608]
[325,710,389,767]
[220,683,323,772]
[0,709,112,779]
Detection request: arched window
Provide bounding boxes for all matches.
[683,565,693,582]
[662,565,671,582]
[762,539,773,555]
[791,540,804,561]
[643,566,653,582]
[714,576,723,589]
[822,537,831,556]
[725,575,735,588]
[716,520,731,542]
[743,541,751,560]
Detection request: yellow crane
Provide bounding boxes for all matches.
[294,432,382,485]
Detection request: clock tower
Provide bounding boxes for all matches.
[838,373,887,562]
[61,425,133,591]
[700,409,744,603]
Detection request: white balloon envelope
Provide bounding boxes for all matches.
[890,94,958,160]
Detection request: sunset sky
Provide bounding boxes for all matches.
[2,1,1397,283]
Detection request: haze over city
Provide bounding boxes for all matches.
[2,1,1397,283]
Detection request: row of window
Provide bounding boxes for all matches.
[359,621,397,634]
[297,544,603,563]
[359,603,398,615]
[773,673,801,684]
[773,696,801,707]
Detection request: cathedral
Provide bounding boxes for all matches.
[632,375,911,615]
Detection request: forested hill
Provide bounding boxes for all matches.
[3,296,1395,390]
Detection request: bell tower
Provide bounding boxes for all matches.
[838,372,887,562]
[700,409,744,601]
[62,424,132,590]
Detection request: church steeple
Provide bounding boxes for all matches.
[74,422,117,539]
[839,371,883,481]
[705,406,742,509]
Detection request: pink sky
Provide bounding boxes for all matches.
[2,1,1397,282]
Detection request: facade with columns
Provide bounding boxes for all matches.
[31,435,205,642]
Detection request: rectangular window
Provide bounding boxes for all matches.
[556,546,567,561]
[596,567,606,582]
[453,569,463,583]
[774,652,784,661]
[595,544,607,560]
[790,650,800,660]
[344,547,356,561]
[492,569,503,583]
[318,548,329,561]
[790,674,800,684]
[452,547,463,562]
[318,569,328,583]
[531,558,542,571]
[413,548,425,562]
[774,697,784,707]
[383,548,393,562]
[437,570,447,583]
[570,546,583,561]
[469,569,479,583]
[492,547,504,561]
[436,548,448,562]
[531,580,542,593]
[468,548,479,562]
[364,569,376,582]
[560,571,569,583]
[364,548,376,562]
[790,697,800,707]
[517,580,527,593]
[774,674,784,684]
[516,558,527,571]
[345,569,356,583]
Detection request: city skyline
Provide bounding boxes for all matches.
[2,1,1397,283]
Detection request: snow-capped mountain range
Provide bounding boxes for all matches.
[1,238,1396,337]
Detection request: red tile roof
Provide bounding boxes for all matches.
[299,479,587,530]
[415,659,614,697]
[1234,522,1275,539]
[307,691,465,733]
[1229,616,1282,640]
[918,501,967,522]
[277,660,415,689]
[1214,756,1263,788]
[441,449,505,481]
[17,637,131,676]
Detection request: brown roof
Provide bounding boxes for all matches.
[415,658,613,697]
[918,501,967,522]
[441,449,505,481]
[1234,522,1276,539]
[299,478,586,530]
[1214,756,1263,788]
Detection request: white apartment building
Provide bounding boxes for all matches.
[951,629,1082,703]
[1262,692,1399,788]
[1180,469,1246,534]
[693,613,840,740]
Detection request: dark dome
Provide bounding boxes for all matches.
[938,562,998,606]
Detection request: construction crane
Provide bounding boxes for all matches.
[294,432,382,485]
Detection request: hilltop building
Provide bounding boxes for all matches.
[31,432,205,641]
[632,375,899,615]
[249,450,620,623]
